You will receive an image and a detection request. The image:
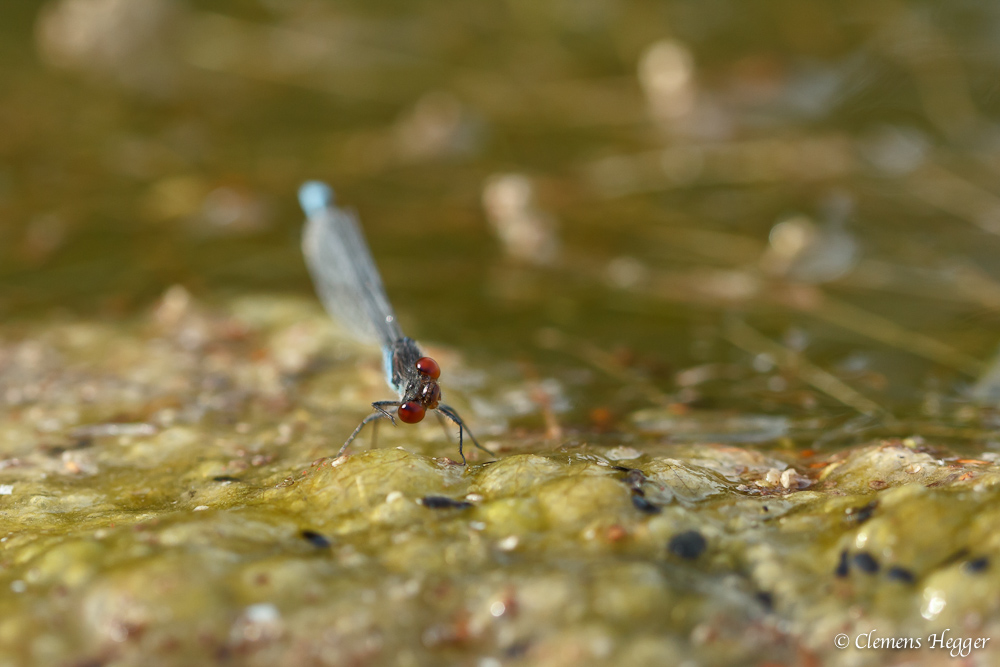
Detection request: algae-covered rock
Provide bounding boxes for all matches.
[2,296,1000,666]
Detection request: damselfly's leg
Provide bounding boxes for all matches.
[372,401,399,425]
[340,412,383,457]
[339,401,399,457]
[437,404,496,465]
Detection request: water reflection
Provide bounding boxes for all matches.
[7,0,1000,441]
[36,0,180,96]
[482,173,559,266]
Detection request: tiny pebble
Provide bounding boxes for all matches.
[605,446,642,461]
[668,530,707,560]
[497,536,519,551]
[245,602,280,623]
[193,505,210,511]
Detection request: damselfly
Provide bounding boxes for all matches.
[299,181,494,464]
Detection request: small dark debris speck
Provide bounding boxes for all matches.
[212,476,241,483]
[421,496,473,510]
[631,494,661,514]
[42,436,93,457]
[300,530,332,548]
[964,557,990,574]
[614,467,648,493]
[834,549,850,578]
[886,566,915,583]
[624,468,647,490]
[847,501,877,524]
[853,552,879,574]
[668,530,707,560]
[755,591,774,610]
[503,640,531,659]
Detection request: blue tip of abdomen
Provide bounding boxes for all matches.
[299,181,334,217]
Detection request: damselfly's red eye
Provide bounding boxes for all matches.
[415,357,441,379]
[398,402,426,424]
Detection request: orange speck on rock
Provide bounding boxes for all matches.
[607,524,628,542]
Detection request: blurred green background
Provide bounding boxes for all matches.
[5,0,1000,437]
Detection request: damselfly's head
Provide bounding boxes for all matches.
[397,356,442,423]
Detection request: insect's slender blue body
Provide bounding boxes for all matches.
[298,181,493,463]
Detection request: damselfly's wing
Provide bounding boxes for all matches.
[301,183,403,349]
